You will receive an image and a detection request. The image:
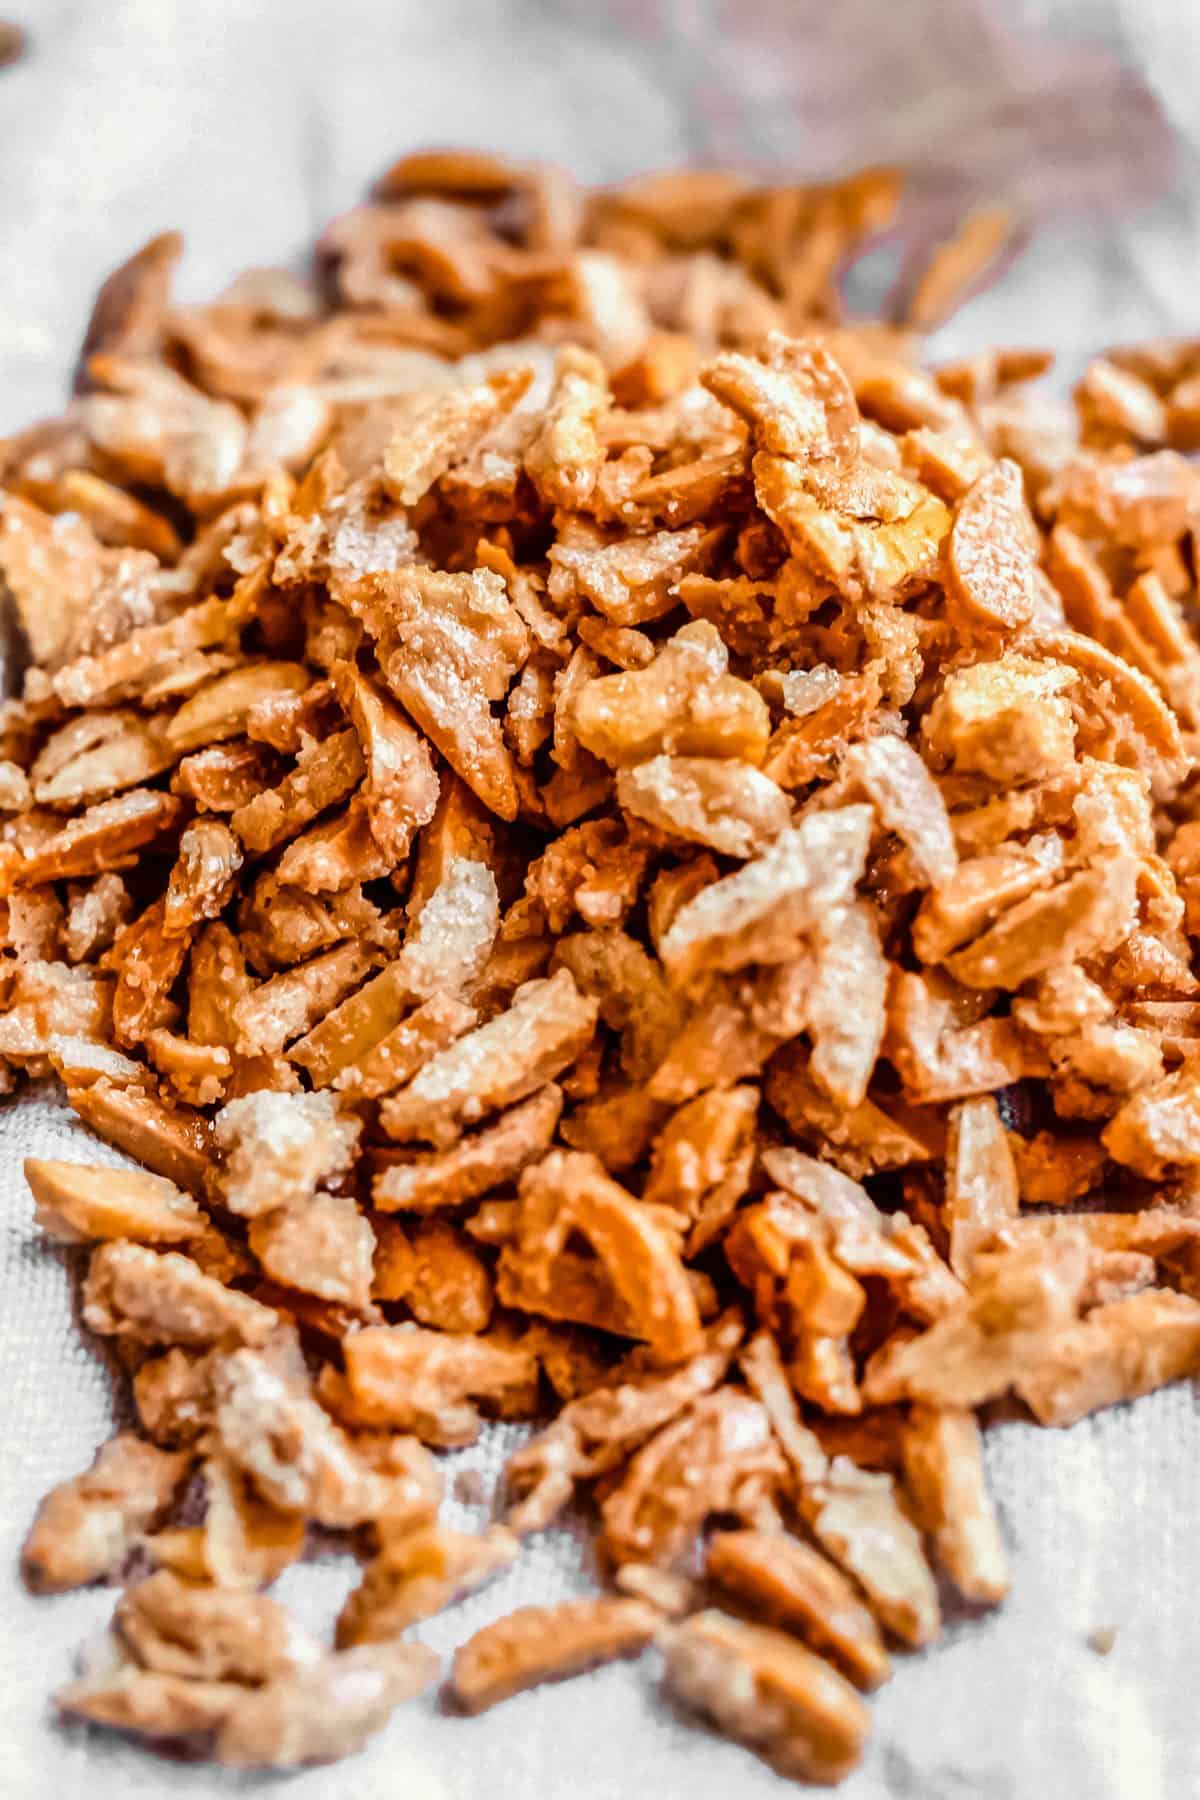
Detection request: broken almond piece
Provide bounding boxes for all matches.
[707,1529,891,1690]
[337,1523,518,1646]
[217,1643,439,1769]
[23,1434,190,1592]
[449,1597,659,1714]
[661,1610,870,1785]
[26,1157,207,1245]
[901,1406,1010,1604]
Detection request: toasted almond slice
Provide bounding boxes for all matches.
[217,1644,439,1769]
[707,1529,890,1691]
[374,1084,562,1212]
[167,662,311,752]
[23,1434,191,1592]
[232,729,365,854]
[449,1597,659,1714]
[332,661,440,861]
[116,1570,322,1683]
[0,789,182,890]
[57,1663,242,1740]
[337,1523,518,1647]
[234,940,379,1056]
[68,1076,212,1193]
[26,1157,206,1245]
[249,1192,376,1310]
[379,970,597,1146]
[901,1406,1010,1604]
[618,755,790,857]
[661,1610,870,1784]
[83,1241,280,1348]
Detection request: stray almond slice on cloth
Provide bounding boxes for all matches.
[337,1523,518,1646]
[661,1610,870,1785]
[449,1597,659,1714]
[707,1529,891,1691]
[901,1405,1010,1604]
[1014,1287,1200,1427]
[217,1642,439,1769]
[57,1664,243,1742]
[25,1157,206,1245]
[22,1433,191,1593]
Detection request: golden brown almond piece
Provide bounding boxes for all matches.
[379,970,597,1146]
[57,1663,242,1740]
[661,1610,870,1785]
[946,458,1038,632]
[23,1434,190,1592]
[573,622,769,767]
[643,1085,758,1253]
[116,1570,322,1682]
[381,370,530,506]
[514,1148,703,1362]
[233,940,379,1056]
[549,527,723,629]
[449,1597,659,1713]
[231,729,365,855]
[372,1215,494,1333]
[167,662,311,752]
[356,565,526,821]
[31,712,177,809]
[109,898,193,1047]
[944,1095,1020,1277]
[213,1088,360,1216]
[340,1324,539,1446]
[707,1529,891,1691]
[505,1314,743,1534]
[25,1157,207,1245]
[0,789,182,891]
[332,992,478,1101]
[67,1077,213,1194]
[217,1643,439,1768]
[145,1028,232,1107]
[1014,1288,1200,1426]
[843,734,957,888]
[133,1346,217,1447]
[332,661,440,860]
[337,1523,518,1646]
[863,1238,1091,1409]
[248,1192,376,1310]
[83,1242,280,1348]
[659,806,873,989]
[373,1084,562,1211]
[901,1406,1010,1604]
[162,818,242,933]
[617,755,790,858]
[211,1347,392,1527]
[525,346,608,507]
[599,1391,784,1567]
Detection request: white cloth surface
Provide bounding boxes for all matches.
[2,3,1200,1796]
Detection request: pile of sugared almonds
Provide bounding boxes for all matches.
[5,147,1200,1781]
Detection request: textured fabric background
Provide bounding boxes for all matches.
[1,4,1199,1796]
